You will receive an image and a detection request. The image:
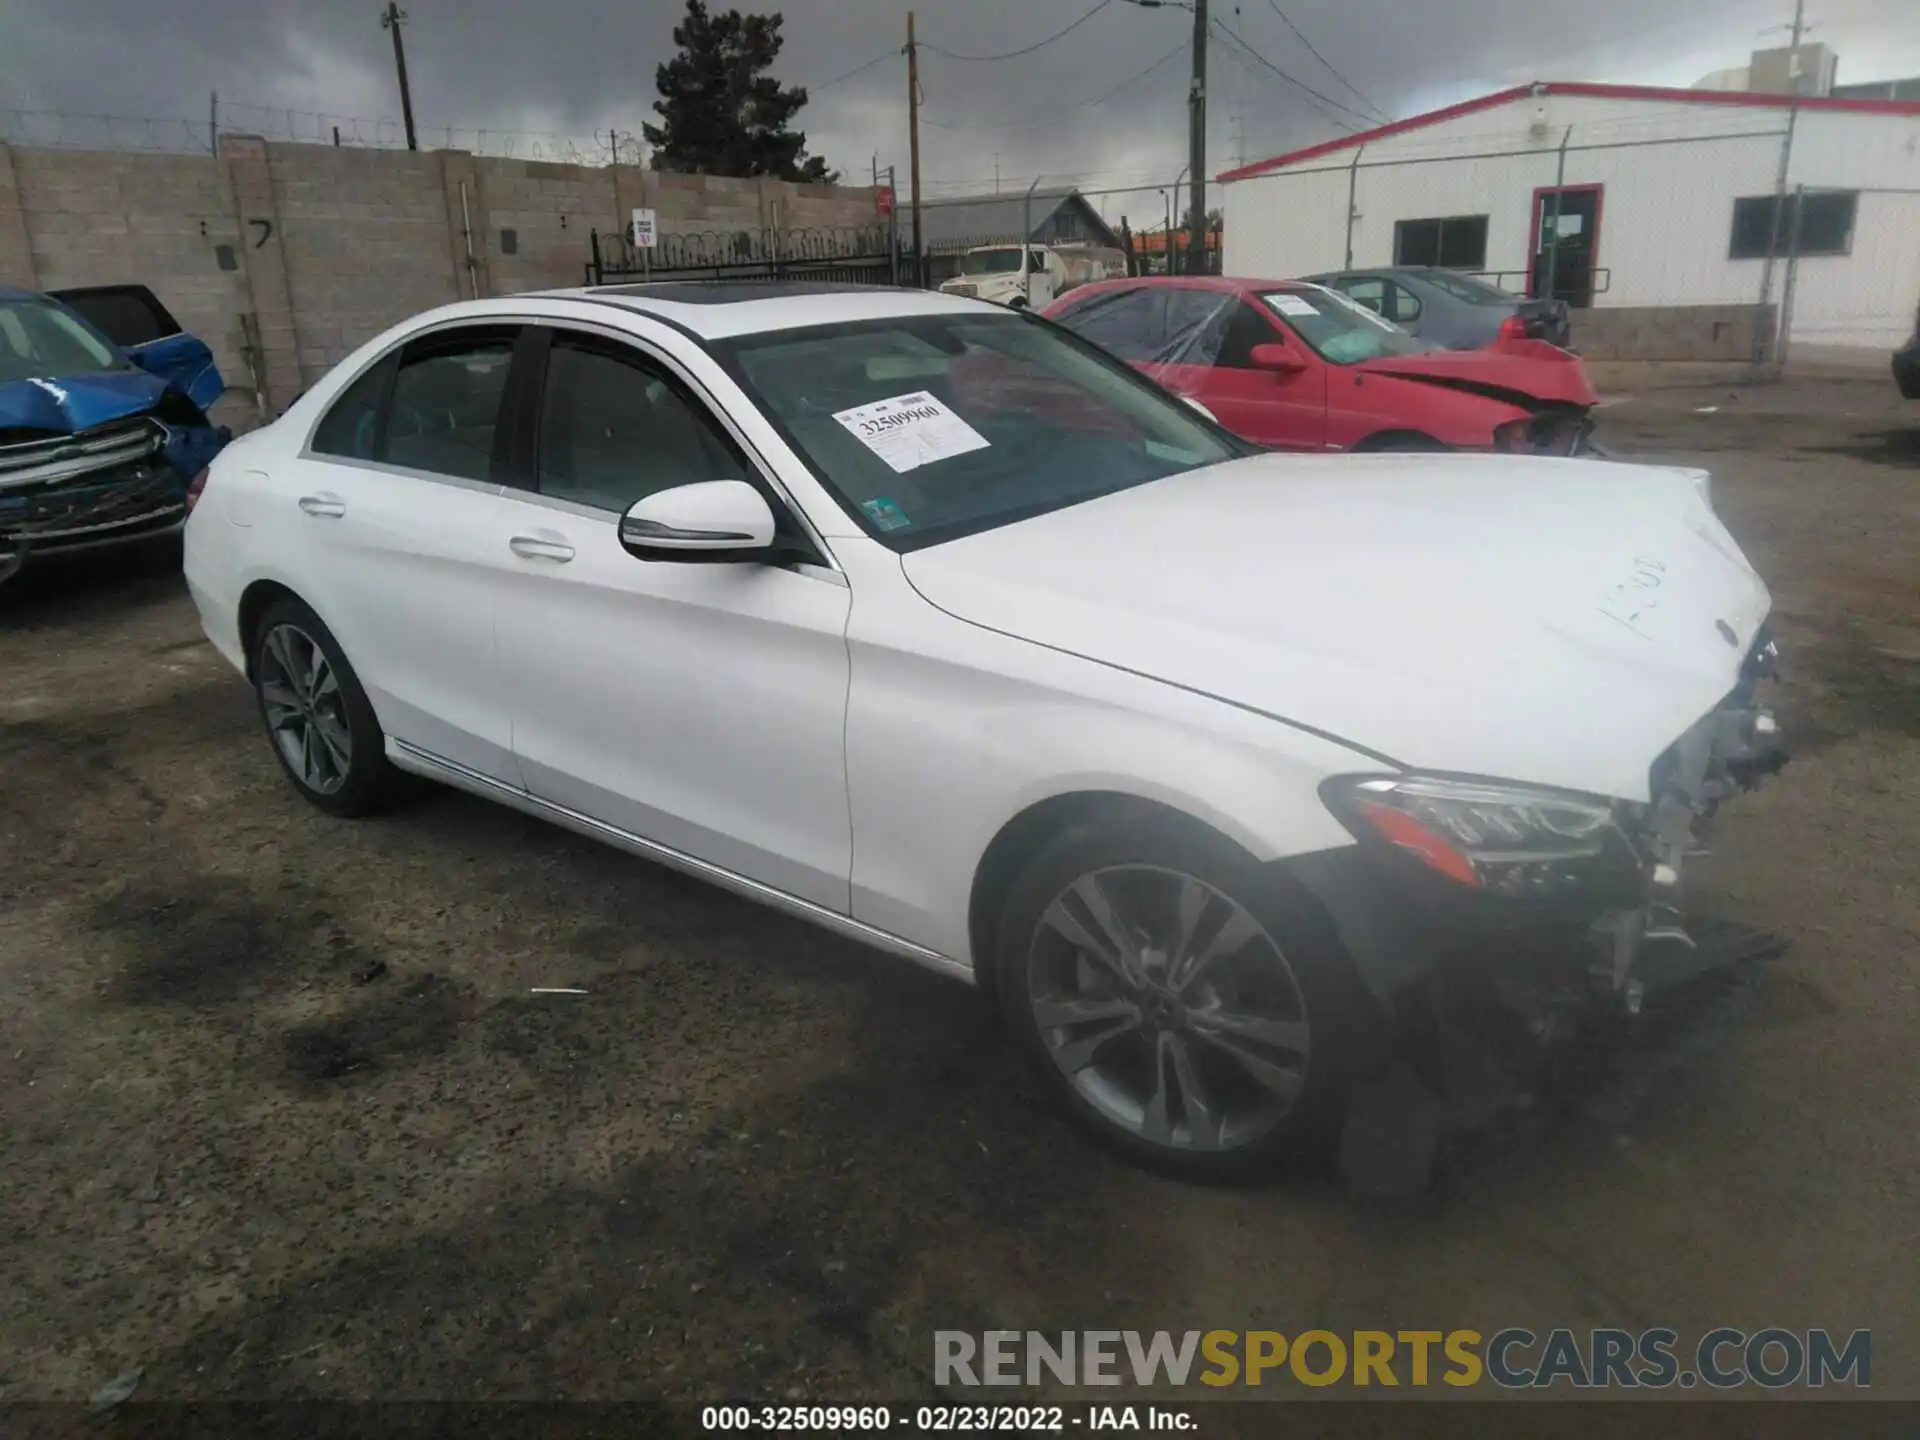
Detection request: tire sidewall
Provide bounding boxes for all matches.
[250,597,392,816]
[991,815,1378,1181]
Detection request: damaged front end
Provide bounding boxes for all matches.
[0,400,226,562]
[1291,631,1790,1189]
[0,286,231,570]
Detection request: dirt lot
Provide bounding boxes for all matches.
[1,378,1915,1412]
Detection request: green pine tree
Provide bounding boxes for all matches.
[642,0,839,182]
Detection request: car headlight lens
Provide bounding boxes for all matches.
[1321,775,1631,895]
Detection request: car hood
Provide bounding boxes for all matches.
[900,452,1770,802]
[0,370,170,434]
[1356,340,1598,408]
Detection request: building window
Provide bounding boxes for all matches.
[1729,191,1857,259]
[1393,215,1489,270]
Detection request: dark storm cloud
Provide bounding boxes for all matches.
[2,0,1913,207]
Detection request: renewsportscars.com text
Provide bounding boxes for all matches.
[934,1328,1871,1390]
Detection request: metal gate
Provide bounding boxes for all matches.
[587,225,901,287]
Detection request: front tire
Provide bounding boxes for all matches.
[250,597,400,817]
[991,814,1376,1181]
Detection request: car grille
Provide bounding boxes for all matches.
[0,417,184,552]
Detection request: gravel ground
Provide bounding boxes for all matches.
[0,377,1915,1410]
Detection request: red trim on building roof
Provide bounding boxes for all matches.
[1218,81,1920,183]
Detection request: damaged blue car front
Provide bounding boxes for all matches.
[0,285,231,572]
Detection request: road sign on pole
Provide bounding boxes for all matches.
[631,208,657,248]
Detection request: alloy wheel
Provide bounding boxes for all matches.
[1025,865,1311,1153]
[258,622,353,795]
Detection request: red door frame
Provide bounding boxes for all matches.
[1526,183,1605,301]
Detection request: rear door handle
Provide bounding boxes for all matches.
[509,533,575,562]
[298,493,346,518]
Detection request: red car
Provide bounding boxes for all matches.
[1044,275,1599,455]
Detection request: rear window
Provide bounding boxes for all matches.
[53,287,181,348]
[1419,272,1517,305]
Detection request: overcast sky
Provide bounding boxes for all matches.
[2,0,1915,222]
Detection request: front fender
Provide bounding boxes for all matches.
[837,540,1373,967]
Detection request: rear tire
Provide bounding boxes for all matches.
[991,812,1380,1182]
[249,597,401,817]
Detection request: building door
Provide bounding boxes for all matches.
[1529,185,1602,308]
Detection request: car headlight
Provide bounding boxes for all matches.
[1320,774,1635,896]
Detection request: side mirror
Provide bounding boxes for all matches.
[1248,343,1306,374]
[619,480,777,562]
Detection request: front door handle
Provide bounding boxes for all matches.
[509,533,575,562]
[298,493,346,518]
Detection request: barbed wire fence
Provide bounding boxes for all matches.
[0,100,648,166]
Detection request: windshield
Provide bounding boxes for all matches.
[0,298,125,383]
[962,248,1027,276]
[1418,271,1518,305]
[718,312,1243,551]
[1262,288,1431,365]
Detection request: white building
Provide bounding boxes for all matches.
[1220,82,1920,361]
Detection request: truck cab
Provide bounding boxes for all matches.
[939,246,1061,309]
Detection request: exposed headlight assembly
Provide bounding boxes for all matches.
[1321,774,1635,896]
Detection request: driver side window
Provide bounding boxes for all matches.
[536,338,745,514]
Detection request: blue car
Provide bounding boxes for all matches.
[1,284,231,572]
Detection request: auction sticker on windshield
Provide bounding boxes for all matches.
[833,391,990,474]
[1266,294,1320,318]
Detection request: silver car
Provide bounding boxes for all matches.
[1304,268,1572,351]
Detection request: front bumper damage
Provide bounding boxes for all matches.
[1286,631,1791,1195]
[0,411,225,565]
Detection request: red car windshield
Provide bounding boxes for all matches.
[1263,289,1431,365]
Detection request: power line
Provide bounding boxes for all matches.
[807,49,899,93]
[920,40,1189,132]
[1264,0,1390,124]
[1210,17,1372,131]
[923,0,1116,61]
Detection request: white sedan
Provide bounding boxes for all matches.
[184,282,1785,1178]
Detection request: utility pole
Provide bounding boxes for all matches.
[208,90,218,156]
[994,153,1001,194]
[381,3,419,152]
[906,11,923,288]
[1754,0,1807,368]
[1186,0,1209,273]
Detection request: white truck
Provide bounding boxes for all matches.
[938,243,1124,309]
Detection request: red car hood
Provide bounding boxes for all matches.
[1357,340,1598,408]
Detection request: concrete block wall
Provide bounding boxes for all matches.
[1,142,252,395]
[1569,303,1777,362]
[477,157,619,295]
[270,144,462,382]
[1,137,884,418]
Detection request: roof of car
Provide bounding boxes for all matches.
[540,281,990,339]
[1047,275,1315,305]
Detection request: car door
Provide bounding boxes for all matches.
[491,325,854,912]
[278,323,522,783]
[50,284,225,412]
[1183,299,1327,449]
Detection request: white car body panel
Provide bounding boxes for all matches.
[491,488,856,911]
[183,287,1772,986]
[901,452,1769,804]
[833,537,1368,961]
